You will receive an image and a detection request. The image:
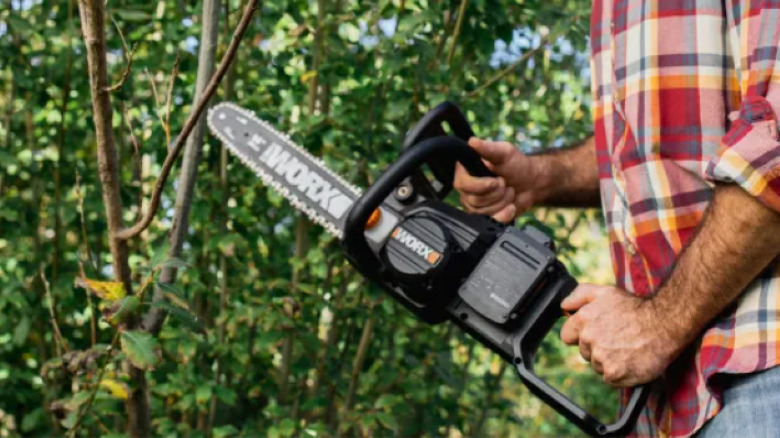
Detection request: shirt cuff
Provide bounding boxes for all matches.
[705,95,780,213]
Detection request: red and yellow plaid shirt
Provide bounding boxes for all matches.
[590,0,780,435]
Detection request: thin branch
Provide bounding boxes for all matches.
[144,67,170,146]
[106,17,135,92]
[432,4,455,64]
[67,329,121,438]
[75,170,97,272]
[117,0,261,241]
[144,68,162,109]
[121,103,141,156]
[164,52,180,136]
[446,0,468,66]
[79,262,98,347]
[121,104,145,221]
[110,15,131,54]
[146,55,180,148]
[89,412,111,435]
[40,268,69,355]
[464,31,553,99]
[343,315,375,413]
[105,43,137,92]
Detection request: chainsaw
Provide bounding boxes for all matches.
[207,101,648,436]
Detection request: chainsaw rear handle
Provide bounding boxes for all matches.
[344,135,494,272]
[510,272,650,436]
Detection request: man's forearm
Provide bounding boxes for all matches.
[650,185,780,346]
[531,137,601,208]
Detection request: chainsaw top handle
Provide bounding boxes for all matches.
[401,101,482,199]
[344,135,494,272]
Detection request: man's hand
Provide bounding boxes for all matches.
[560,284,685,387]
[454,136,602,219]
[453,138,540,223]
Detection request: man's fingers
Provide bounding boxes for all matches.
[579,341,593,362]
[468,138,515,166]
[591,358,604,375]
[492,203,517,223]
[465,187,516,216]
[514,191,534,215]
[561,284,604,312]
[560,313,583,345]
[462,179,506,208]
[453,163,504,196]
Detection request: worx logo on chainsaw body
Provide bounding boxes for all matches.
[392,227,442,265]
[258,142,352,219]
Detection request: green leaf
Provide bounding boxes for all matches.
[374,394,398,410]
[21,407,46,433]
[6,15,34,36]
[60,411,78,430]
[156,282,190,310]
[159,257,189,269]
[13,316,31,346]
[359,415,375,432]
[215,386,237,406]
[196,385,212,405]
[120,330,161,370]
[213,425,239,438]
[277,418,296,437]
[111,8,152,21]
[257,237,270,258]
[375,411,398,430]
[107,296,140,325]
[151,301,205,334]
[65,390,92,411]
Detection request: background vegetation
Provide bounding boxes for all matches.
[0,0,618,436]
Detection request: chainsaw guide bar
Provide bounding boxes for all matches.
[207,102,362,239]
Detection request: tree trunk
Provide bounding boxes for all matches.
[77,1,148,435]
[52,0,74,286]
[142,0,221,335]
[472,362,508,436]
[311,268,346,398]
[279,0,330,406]
[0,70,11,197]
[26,96,42,258]
[208,3,237,430]
[343,315,375,412]
[78,0,132,292]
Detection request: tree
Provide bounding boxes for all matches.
[70,0,257,435]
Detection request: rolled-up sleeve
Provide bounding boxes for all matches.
[705,2,780,212]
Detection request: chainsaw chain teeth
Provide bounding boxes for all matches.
[206,102,363,239]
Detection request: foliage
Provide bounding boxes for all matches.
[0,0,615,436]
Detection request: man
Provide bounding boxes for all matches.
[454,1,780,436]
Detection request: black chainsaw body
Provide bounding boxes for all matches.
[341,102,649,436]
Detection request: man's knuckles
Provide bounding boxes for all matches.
[464,187,506,208]
[602,363,624,385]
[579,327,595,346]
[473,140,514,165]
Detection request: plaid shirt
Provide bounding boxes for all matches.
[590,0,780,436]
